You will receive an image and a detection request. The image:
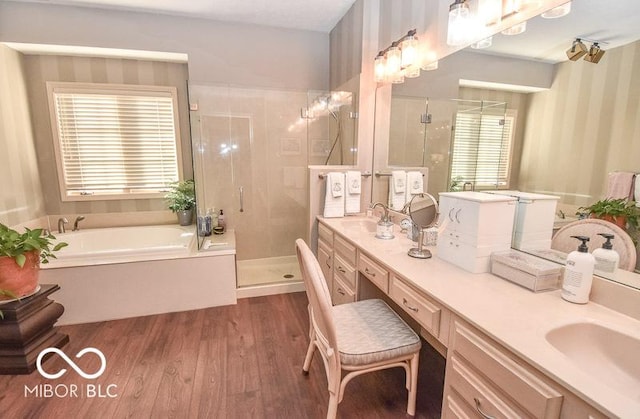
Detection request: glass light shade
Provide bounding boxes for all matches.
[541,1,571,18]
[385,46,403,83]
[502,0,522,15]
[401,35,418,68]
[470,36,493,49]
[422,60,438,71]
[374,55,386,83]
[501,21,526,35]
[478,0,502,26]
[420,49,439,71]
[447,1,471,46]
[404,65,421,78]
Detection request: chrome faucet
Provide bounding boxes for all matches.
[73,215,86,231]
[57,217,69,234]
[370,202,390,222]
[462,181,475,191]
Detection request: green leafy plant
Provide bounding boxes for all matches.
[164,179,196,212]
[0,223,68,268]
[576,198,639,230]
[449,176,464,192]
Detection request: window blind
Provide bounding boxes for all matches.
[450,111,514,189]
[50,84,180,200]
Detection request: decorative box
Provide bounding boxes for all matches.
[490,250,562,292]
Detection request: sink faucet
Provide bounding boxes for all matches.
[73,215,86,231]
[57,217,69,234]
[370,202,390,222]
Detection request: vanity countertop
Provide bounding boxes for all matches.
[318,215,640,419]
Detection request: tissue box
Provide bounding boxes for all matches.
[490,250,562,292]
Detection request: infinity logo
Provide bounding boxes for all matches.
[36,347,107,380]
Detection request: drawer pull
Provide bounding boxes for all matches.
[402,298,419,313]
[337,266,346,274]
[474,398,495,419]
[337,288,345,296]
[448,208,455,222]
[455,208,462,223]
[364,267,376,277]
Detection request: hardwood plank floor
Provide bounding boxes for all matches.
[0,292,445,418]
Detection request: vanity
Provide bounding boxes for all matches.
[317,215,639,418]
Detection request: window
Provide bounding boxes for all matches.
[47,82,182,201]
[449,110,515,190]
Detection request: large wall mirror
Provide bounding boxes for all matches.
[372,0,640,289]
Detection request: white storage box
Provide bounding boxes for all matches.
[490,250,562,292]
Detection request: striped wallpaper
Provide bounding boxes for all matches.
[22,54,191,216]
[0,44,46,226]
[330,0,363,90]
[518,40,640,207]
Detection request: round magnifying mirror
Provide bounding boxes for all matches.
[406,193,439,259]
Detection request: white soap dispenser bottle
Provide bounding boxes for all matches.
[592,233,619,280]
[561,235,595,304]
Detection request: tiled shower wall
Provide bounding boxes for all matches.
[0,44,46,226]
[22,54,191,216]
[190,85,323,261]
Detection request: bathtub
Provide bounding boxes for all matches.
[40,225,237,325]
[48,225,195,268]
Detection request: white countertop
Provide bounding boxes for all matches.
[319,215,640,418]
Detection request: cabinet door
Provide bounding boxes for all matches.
[317,241,333,294]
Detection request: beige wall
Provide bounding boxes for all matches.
[518,40,640,206]
[23,55,191,216]
[0,44,46,226]
[330,0,363,90]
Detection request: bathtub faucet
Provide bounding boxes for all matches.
[58,217,69,234]
[73,216,86,231]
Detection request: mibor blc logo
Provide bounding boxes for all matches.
[24,347,118,398]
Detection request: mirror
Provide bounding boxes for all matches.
[404,192,439,259]
[373,1,640,289]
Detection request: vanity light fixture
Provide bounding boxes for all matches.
[478,0,502,26]
[447,0,472,46]
[541,1,572,19]
[374,29,422,84]
[566,38,587,61]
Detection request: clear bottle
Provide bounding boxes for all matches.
[218,209,226,232]
[561,235,595,304]
[592,233,619,280]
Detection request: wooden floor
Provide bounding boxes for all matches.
[0,292,445,418]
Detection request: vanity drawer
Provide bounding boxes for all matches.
[449,320,563,418]
[358,253,389,293]
[317,242,333,290]
[389,275,441,338]
[318,222,334,245]
[333,276,356,305]
[334,254,356,290]
[443,390,477,419]
[447,355,524,418]
[334,234,357,266]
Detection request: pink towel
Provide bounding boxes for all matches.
[606,172,635,200]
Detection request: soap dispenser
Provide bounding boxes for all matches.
[592,233,619,280]
[561,235,595,304]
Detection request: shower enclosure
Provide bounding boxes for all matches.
[189,84,356,288]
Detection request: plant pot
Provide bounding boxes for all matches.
[176,209,194,226]
[590,214,627,229]
[0,251,40,300]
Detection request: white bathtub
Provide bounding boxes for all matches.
[47,225,196,268]
[40,225,237,325]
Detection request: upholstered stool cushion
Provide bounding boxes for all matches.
[332,299,421,366]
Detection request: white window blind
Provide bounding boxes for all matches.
[450,111,515,189]
[48,83,181,201]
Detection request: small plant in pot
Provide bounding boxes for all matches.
[0,223,68,315]
[165,179,196,226]
[576,198,639,230]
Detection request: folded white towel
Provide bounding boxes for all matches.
[407,171,424,195]
[324,172,345,218]
[389,170,407,211]
[606,172,635,200]
[345,171,361,214]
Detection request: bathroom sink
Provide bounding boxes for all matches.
[339,218,377,233]
[545,321,640,401]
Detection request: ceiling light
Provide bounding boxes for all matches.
[584,42,605,64]
[541,1,572,18]
[470,36,493,49]
[447,0,472,46]
[501,21,527,36]
[566,38,587,61]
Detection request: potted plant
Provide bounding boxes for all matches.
[576,198,640,230]
[0,223,67,307]
[165,179,196,226]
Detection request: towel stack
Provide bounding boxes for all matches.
[407,171,424,197]
[345,171,362,214]
[388,170,407,211]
